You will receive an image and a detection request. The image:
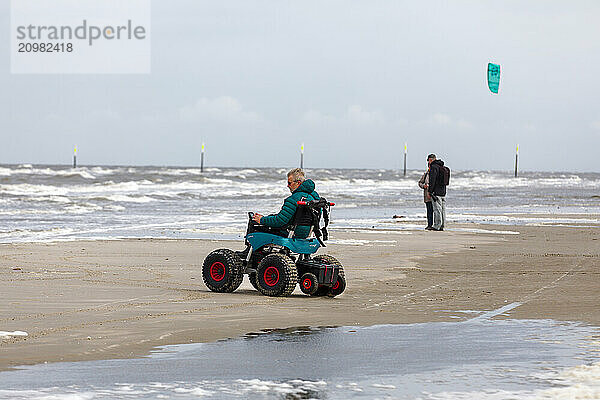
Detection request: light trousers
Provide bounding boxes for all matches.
[432,196,446,230]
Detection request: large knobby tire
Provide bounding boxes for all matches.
[202,249,244,293]
[299,272,319,295]
[256,254,297,297]
[312,254,346,297]
[328,267,346,297]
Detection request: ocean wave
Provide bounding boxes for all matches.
[28,195,72,203]
[0,227,76,242]
[0,166,599,243]
[89,166,122,175]
[0,183,70,196]
[451,172,599,190]
[221,169,260,179]
[64,203,104,213]
[425,362,600,399]
[0,379,327,399]
[0,166,97,179]
[95,195,154,203]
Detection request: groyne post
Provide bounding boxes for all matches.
[514,144,519,178]
[403,142,407,177]
[201,142,205,173]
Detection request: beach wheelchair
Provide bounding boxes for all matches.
[201,199,346,297]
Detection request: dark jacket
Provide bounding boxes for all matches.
[428,159,447,197]
[261,179,320,238]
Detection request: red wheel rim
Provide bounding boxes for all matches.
[332,279,340,290]
[210,261,226,282]
[263,266,279,287]
[303,278,312,290]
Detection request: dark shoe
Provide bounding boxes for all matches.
[431,227,443,231]
[425,226,433,230]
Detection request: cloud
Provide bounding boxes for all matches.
[302,105,385,125]
[428,113,473,130]
[179,96,263,124]
[301,109,337,124]
[346,105,385,124]
[431,113,452,125]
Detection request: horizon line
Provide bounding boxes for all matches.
[0,162,597,175]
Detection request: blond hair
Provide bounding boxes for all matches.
[287,168,305,182]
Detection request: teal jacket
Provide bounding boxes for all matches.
[261,179,320,238]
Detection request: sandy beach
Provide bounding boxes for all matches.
[1,221,599,371]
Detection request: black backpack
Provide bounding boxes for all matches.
[291,198,332,246]
[441,165,450,186]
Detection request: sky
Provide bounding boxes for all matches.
[1,0,599,172]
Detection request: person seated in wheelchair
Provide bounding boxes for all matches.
[251,168,319,239]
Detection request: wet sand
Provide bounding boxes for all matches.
[1,222,599,371]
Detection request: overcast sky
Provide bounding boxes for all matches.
[1,1,599,171]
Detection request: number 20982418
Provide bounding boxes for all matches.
[18,42,73,53]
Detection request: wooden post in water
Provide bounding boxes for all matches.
[200,142,205,173]
[300,143,304,169]
[403,142,407,177]
[514,144,519,178]
[73,146,77,168]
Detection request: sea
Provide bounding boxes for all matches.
[1,164,599,243]
[2,164,600,399]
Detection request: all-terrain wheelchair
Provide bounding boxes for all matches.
[201,198,346,297]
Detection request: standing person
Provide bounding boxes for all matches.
[427,154,447,231]
[418,162,433,230]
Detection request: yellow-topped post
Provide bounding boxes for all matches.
[73,145,77,168]
[515,144,519,178]
[300,143,304,169]
[201,142,205,173]
[403,142,407,177]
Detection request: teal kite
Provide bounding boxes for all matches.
[487,63,500,94]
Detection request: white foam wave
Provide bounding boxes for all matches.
[0,331,28,339]
[0,183,69,196]
[64,204,103,213]
[100,195,154,203]
[450,173,598,190]
[0,166,97,179]
[0,379,327,400]
[223,168,258,176]
[29,196,72,204]
[425,362,600,400]
[89,166,121,176]
[0,213,241,243]
[450,213,600,226]
[542,361,600,387]
[0,227,76,242]
[451,227,520,235]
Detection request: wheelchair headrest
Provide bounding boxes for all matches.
[296,198,335,209]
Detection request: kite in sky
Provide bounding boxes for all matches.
[487,63,500,94]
